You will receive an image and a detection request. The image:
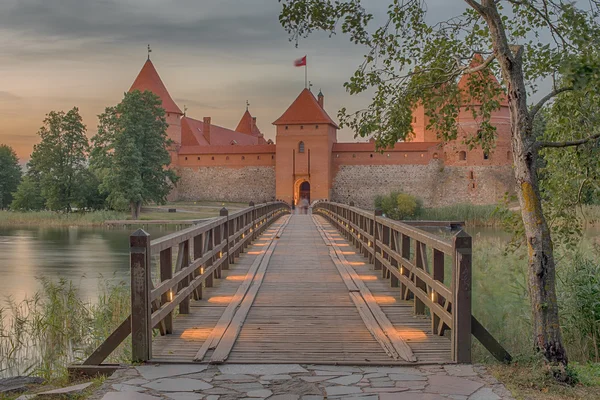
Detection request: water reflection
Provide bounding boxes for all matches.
[0,225,176,302]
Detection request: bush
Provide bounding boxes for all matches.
[10,176,45,211]
[375,191,421,220]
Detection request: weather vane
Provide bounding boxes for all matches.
[184,105,188,117]
[147,44,152,60]
[246,100,250,111]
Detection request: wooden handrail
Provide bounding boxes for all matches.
[313,201,511,364]
[81,201,290,366]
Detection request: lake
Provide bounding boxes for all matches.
[0,225,177,303]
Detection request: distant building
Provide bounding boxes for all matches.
[128,57,513,209]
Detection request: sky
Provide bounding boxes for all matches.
[0,0,396,161]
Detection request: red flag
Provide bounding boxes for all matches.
[294,56,307,67]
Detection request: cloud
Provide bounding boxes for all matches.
[0,91,22,101]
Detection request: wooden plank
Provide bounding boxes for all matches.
[160,248,173,333]
[472,315,512,363]
[209,216,290,363]
[313,216,417,363]
[83,316,130,365]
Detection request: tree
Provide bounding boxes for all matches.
[29,108,90,212]
[0,144,22,209]
[279,0,600,376]
[91,90,178,219]
[11,175,45,211]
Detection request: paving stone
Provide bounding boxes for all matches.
[0,377,45,394]
[448,396,468,400]
[380,393,446,400]
[363,373,387,379]
[343,396,378,400]
[259,375,292,381]
[468,387,501,400]
[102,393,162,400]
[301,396,324,400]
[426,375,484,396]
[367,377,392,383]
[370,381,395,388]
[324,386,363,396]
[299,376,331,383]
[363,387,410,393]
[306,365,362,373]
[136,365,209,380]
[217,365,307,376]
[326,374,363,385]
[361,367,423,374]
[268,395,300,400]
[203,388,238,395]
[246,389,272,398]
[357,383,370,387]
[123,379,150,386]
[388,373,428,381]
[142,378,212,392]
[313,370,352,376]
[212,374,256,382]
[220,383,264,392]
[164,393,204,400]
[205,396,219,400]
[15,395,36,400]
[112,384,146,393]
[38,382,93,395]
[395,381,427,390]
[444,365,478,377]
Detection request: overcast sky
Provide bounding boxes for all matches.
[0,0,566,160]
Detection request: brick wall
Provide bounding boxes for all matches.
[331,160,514,209]
[177,166,276,203]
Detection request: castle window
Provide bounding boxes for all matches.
[387,154,390,157]
[299,141,305,153]
[352,153,356,158]
[469,171,474,179]
[433,153,439,159]
[336,154,339,158]
[459,151,467,161]
[420,153,424,157]
[271,155,274,160]
[471,182,476,189]
[370,154,373,158]
[300,125,304,130]
[483,151,489,160]
[197,157,200,160]
[316,125,319,129]
[242,156,245,160]
[285,126,288,130]
[185,157,188,160]
[507,151,511,160]
[404,154,407,158]
[226,156,230,160]
[257,155,260,160]
[211,156,215,160]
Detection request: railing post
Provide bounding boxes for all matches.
[452,230,472,363]
[374,209,383,271]
[432,249,445,336]
[159,247,173,334]
[220,207,230,270]
[249,201,255,242]
[193,233,205,300]
[130,229,152,363]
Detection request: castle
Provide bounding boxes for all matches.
[128,57,514,209]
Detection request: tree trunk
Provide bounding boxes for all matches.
[130,201,141,220]
[479,0,568,373]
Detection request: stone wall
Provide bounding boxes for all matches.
[177,166,276,203]
[331,160,514,209]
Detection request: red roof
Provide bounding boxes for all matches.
[272,88,338,127]
[181,117,260,146]
[332,142,440,152]
[179,144,276,155]
[235,110,263,137]
[457,54,508,107]
[129,59,183,114]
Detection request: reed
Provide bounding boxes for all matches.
[0,210,127,227]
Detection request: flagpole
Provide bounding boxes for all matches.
[305,55,307,89]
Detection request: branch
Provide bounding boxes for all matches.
[529,86,574,120]
[464,0,487,15]
[461,54,496,74]
[537,132,600,148]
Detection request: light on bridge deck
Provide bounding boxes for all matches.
[373,295,396,304]
[226,275,246,281]
[348,261,365,266]
[396,328,427,341]
[248,251,263,255]
[208,296,234,304]
[181,327,212,340]
[357,275,377,281]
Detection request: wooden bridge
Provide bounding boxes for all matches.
[74,201,510,376]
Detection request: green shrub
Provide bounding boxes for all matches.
[374,191,422,220]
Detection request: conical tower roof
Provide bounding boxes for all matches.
[457,54,508,107]
[272,88,338,127]
[129,59,183,114]
[236,110,261,136]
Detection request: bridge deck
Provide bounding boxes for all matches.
[151,214,451,365]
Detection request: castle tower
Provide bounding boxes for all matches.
[273,89,338,205]
[235,109,267,144]
[129,59,184,157]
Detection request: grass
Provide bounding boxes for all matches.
[414,204,502,226]
[0,210,127,226]
[490,361,600,400]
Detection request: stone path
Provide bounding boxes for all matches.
[90,363,514,400]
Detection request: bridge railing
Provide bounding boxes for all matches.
[75,201,289,373]
[313,201,511,364]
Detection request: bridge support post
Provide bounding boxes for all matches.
[130,229,152,363]
[220,207,230,270]
[452,230,472,363]
[373,209,383,272]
